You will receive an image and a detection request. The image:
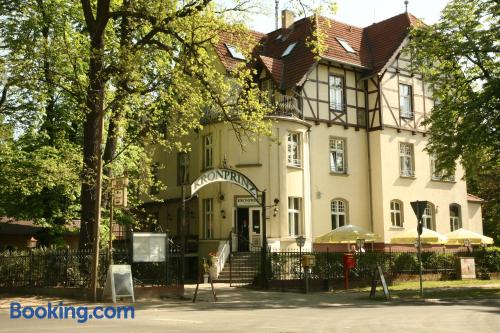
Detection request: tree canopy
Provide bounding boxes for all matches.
[0,0,333,247]
[408,0,499,243]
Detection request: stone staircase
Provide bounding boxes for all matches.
[215,252,259,284]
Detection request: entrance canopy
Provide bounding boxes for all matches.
[190,168,260,202]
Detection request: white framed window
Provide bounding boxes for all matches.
[288,197,301,236]
[431,155,455,182]
[399,143,415,177]
[287,132,301,167]
[329,75,344,111]
[450,204,462,231]
[422,203,435,231]
[330,138,346,173]
[202,134,213,169]
[225,44,245,60]
[336,37,355,53]
[390,200,403,227]
[281,42,297,57]
[202,198,213,239]
[399,84,413,118]
[331,199,347,229]
[177,152,190,185]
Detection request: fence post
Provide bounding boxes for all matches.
[29,249,33,287]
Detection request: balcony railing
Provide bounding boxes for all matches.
[200,93,303,125]
[270,93,303,119]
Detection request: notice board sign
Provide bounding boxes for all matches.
[103,265,135,303]
[369,265,390,301]
[132,232,167,262]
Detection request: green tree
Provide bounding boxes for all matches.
[408,0,499,242]
[1,0,334,249]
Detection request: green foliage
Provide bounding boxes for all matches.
[408,0,499,245]
[393,252,419,272]
[408,0,499,174]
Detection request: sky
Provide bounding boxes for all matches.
[220,0,450,33]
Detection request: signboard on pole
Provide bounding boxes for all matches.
[132,232,167,262]
[103,265,135,303]
[112,177,128,208]
[410,201,428,221]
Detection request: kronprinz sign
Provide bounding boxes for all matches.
[190,168,259,201]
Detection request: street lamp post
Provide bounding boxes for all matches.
[295,235,306,279]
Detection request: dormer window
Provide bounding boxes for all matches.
[336,38,355,53]
[226,44,246,60]
[281,42,297,57]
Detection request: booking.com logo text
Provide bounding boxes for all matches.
[10,302,134,324]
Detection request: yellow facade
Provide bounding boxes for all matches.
[146,36,483,255]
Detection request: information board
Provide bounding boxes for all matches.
[103,265,135,303]
[132,232,167,262]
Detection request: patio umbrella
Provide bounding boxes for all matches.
[314,224,380,243]
[390,227,448,244]
[445,228,494,245]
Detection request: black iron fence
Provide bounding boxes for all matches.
[0,245,182,288]
[265,249,499,289]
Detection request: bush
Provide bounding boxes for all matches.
[474,247,500,273]
[393,252,419,273]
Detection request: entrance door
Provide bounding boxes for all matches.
[249,208,262,249]
[236,208,250,252]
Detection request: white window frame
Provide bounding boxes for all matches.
[330,137,346,173]
[202,198,213,239]
[399,143,415,177]
[422,203,435,231]
[281,42,297,57]
[450,204,462,231]
[399,84,413,119]
[390,200,403,227]
[287,132,301,167]
[203,134,213,169]
[226,44,245,60]
[336,37,355,53]
[288,197,301,236]
[329,75,344,111]
[331,199,347,229]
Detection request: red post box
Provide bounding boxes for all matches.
[343,253,356,289]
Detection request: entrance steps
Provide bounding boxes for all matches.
[214,252,259,284]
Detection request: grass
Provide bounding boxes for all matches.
[354,279,500,300]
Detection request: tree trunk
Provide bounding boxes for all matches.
[79,38,106,250]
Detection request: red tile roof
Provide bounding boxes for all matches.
[467,194,484,203]
[213,12,422,89]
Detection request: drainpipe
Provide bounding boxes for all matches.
[307,128,313,248]
[364,80,374,233]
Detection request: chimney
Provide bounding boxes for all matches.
[281,9,295,30]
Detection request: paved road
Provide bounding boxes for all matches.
[1,284,499,332]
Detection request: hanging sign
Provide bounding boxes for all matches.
[191,168,259,202]
[112,176,129,208]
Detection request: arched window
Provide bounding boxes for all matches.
[422,202,435,231]
[331,199,348,229]
[450,204,462,231]
[390,200,404,227]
